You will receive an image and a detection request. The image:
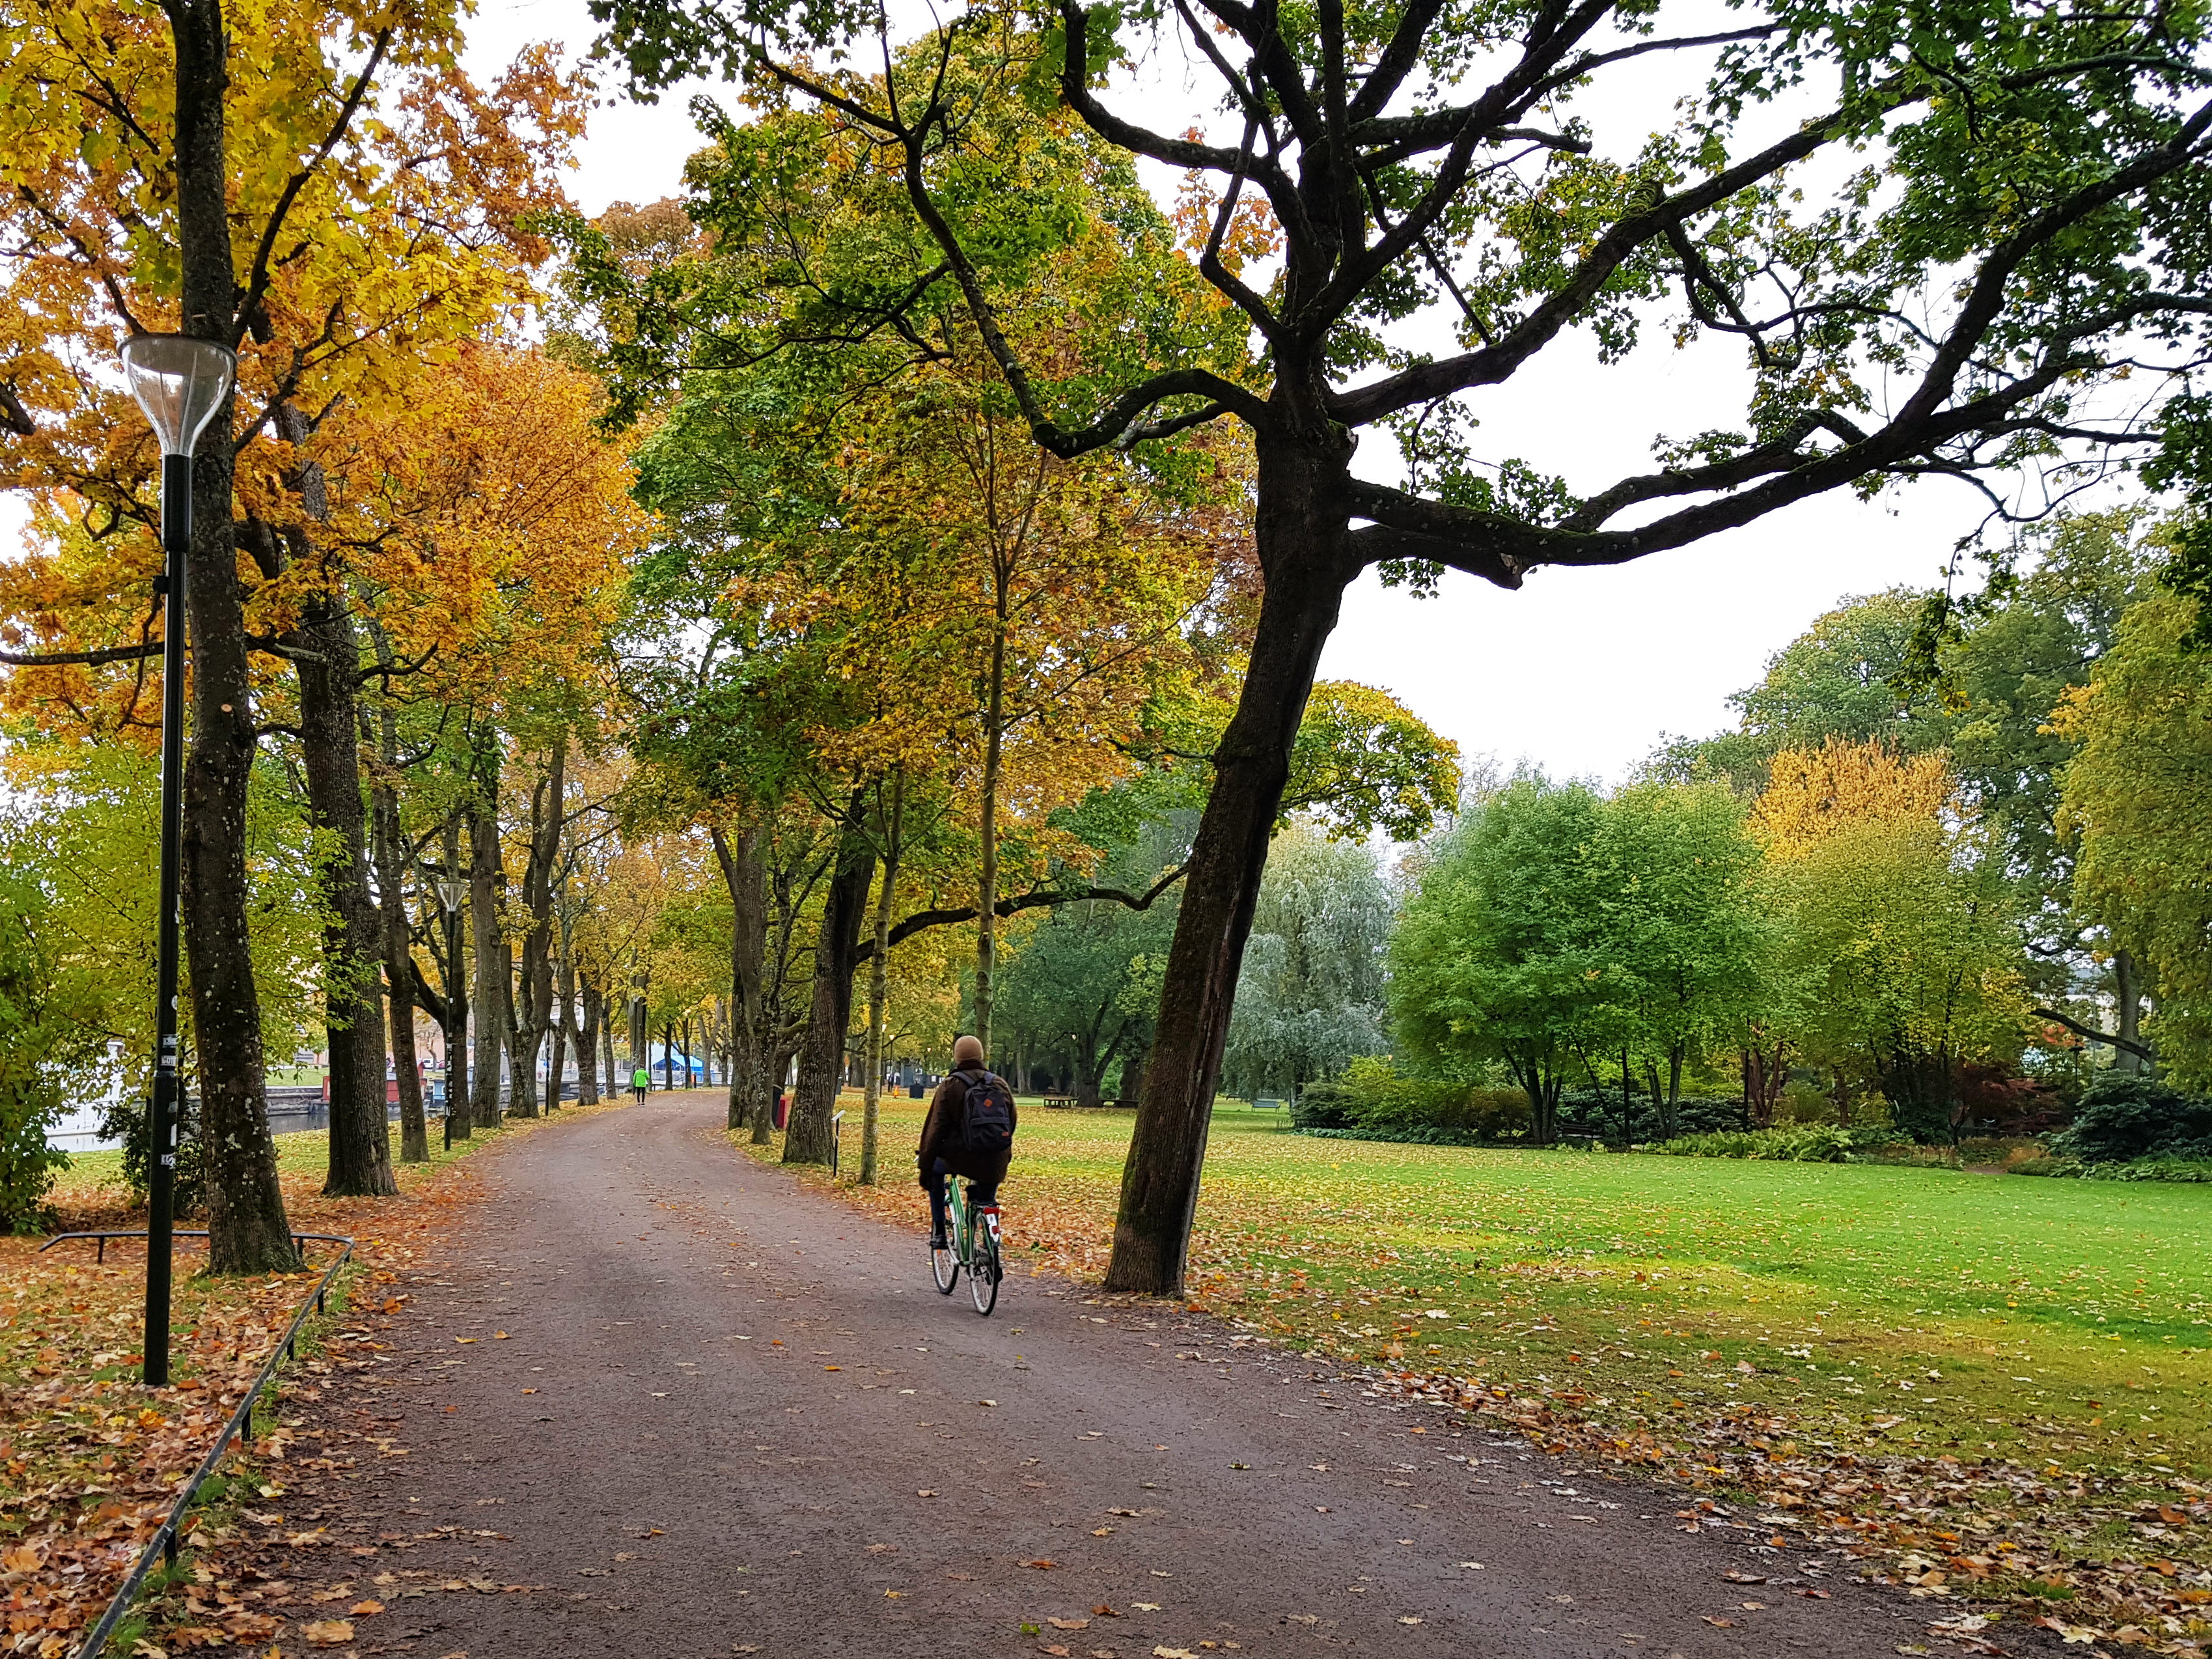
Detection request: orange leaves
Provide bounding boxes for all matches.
[0,0,597,740]
[316,343,648,707]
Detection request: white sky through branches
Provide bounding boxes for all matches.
[463,0,2008,785]
[0,0,2021,789]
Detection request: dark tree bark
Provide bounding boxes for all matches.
[295,571,395,1197]
[1742,1025,1788,1131]
[2114,949,2146,1076]
[786,795,874,1165]
[439,813,471,1140]
[468,732,506,1130]
[711,820,773,1134]
[573,966,603,1104]
[503,734,565,1119]
[173,0,296,1273]
[369,694,428,1163]
[601,999,618,1100]
[628,981,648,1082]
[546,988,568,1109]
[1104,425,1355,1292]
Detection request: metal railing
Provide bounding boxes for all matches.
[38,1231,355,1659]
[37,1229,349,1266]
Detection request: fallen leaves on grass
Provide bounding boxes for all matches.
[1357,1364,2212,1656]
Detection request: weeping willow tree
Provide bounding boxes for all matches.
[1220,822,1392,1103]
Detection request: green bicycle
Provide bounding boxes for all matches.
[930,1178,1002,1315]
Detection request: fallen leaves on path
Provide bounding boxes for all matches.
[753,1104,2212,1658]
[1,1102,628,1654]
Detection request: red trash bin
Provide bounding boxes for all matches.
[772,1092,790,1130]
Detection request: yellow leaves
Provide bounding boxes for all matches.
[0,0,599,738]
[312,342,648,705]
[1749,738,1956,859]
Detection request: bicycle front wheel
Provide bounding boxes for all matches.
[932,1235,958,1294]
[969,1232,1001,1315]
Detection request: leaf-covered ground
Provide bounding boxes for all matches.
[766,1098,2212,1656]
[0,1103,625,1657]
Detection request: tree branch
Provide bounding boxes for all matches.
[2033,1006,2154,1063]
[236,28,393,336]
[1329,102,1874,424]
[866,863,1190,960]
[1,639,162,667]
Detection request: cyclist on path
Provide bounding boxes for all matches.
[918,1034,1017,1248]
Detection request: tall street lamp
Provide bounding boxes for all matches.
[435,876,465,1150]
[121,332,236,1388]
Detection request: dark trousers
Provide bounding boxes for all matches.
[924,1160,999,1234]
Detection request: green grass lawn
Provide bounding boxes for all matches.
[48,1122,489,1220]
[979,1102,2212,1486]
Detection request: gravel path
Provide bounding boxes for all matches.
[255,1091,2032,1658]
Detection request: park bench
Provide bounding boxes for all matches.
[1043,1095,1077,1109]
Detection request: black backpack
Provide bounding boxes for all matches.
[958,1068,1016,1156]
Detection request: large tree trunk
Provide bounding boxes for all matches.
[297,578,395,1197]
[503,734,565,1119]
[711,821,771,1133]
[974,628,1006,1055]
[601,995,618,1098]
[369,696,428,1163]
[861,772,904,1186]
[2114,948,2146,1076]
[440,813,470,1140]
[546,991,568,1109]
[174,0,297,1273]
[572,966,602,1105]
[786,797,873,1165]
[468,734,506,1130]
[1105,426,1353,1295]
[1116,1040,1147,1108]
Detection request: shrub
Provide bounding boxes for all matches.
[1303,1059,1532,1140]
[1297,1124,1491,1147]
[2051,1074,2212,1164]
[2079,1157,2212,1183]
[1651,1124,1903,1162]
[0,867,84,1232]
[1290,1082,1354,1130]
[1558,1091,1746,1145]
[0,1082,68,1234]
[99,1089,206,1216]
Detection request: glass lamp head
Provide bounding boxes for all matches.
[436,878,466,910]
[120,334,236,458]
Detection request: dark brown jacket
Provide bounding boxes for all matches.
[916,1068,1016,1186]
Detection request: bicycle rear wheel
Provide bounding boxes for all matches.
[969,1226,1001,1315]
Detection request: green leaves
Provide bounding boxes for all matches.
[1280,682,1460,843]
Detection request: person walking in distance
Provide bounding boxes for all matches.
[917,1034,1017,1249]
[631,1062,650,1103]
